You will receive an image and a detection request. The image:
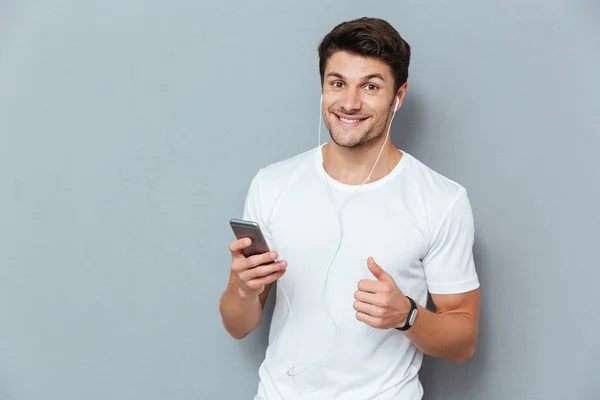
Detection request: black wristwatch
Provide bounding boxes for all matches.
[396,296,418,331]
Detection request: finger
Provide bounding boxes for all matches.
[355,311,381,328]
[367,257,393,282]
[354,290,384,307]
[229,238,252,259]
[367,257,383,279]
[353,300,383,318]
[245,269,286,291]
[357,279,386,294]
[239,260,287,282]
[233,250,278,273]
[245,251,279,269]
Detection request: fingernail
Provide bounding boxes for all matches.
[270,251,277,260]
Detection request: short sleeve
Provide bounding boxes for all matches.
[241,170,273,246]
[422,188,480,295]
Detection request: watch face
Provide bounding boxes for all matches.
[408,309,418,325]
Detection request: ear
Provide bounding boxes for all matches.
[393,82,408,111]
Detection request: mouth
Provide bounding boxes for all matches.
[333,113,369,128]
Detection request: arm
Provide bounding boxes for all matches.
[221,170,286,339]
[219,238,286,340]
[354,188,480,363]
[219,272,273,340]
[355,260,479,364]
[403,289,480,363]
[409,187,480,363]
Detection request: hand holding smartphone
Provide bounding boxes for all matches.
[228,218,287,298]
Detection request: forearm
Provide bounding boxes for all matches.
[219,284,263,340]
[404,304,478,363]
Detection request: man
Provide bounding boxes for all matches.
[219,17,480,400]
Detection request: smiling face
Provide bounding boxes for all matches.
[321,51,405,149]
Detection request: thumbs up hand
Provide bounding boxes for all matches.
[354,257,412,329]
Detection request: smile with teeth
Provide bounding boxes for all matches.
[335,114,368,125]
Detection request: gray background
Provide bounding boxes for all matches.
[1,1,599,399]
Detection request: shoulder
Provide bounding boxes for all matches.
[252,146,318,189]
[243,147,318,229]
[400,152,472,233]
[403,152,467,198]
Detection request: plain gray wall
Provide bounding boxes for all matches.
[1,1,599,399]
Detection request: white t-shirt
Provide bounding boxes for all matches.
[242,145,479,400]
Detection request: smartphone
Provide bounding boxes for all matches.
[229,218,271,258]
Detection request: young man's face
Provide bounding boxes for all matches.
[321,51,404,149]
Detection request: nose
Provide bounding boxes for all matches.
[340,88,362,113]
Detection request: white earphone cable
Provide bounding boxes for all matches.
[269,94,400,395]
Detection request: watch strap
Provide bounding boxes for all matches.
[395,296,417,331]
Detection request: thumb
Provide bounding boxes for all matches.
[368,257,393,282]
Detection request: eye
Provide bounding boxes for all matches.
[364,84,378,91]
[331,81,344,88]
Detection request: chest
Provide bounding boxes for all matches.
[266,187,430,296]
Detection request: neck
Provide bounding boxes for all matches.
[321,137,402,185]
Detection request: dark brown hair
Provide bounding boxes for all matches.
[318,17,411,94]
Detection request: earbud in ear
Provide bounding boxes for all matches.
[320,94,323,104]
[394,97,399,110]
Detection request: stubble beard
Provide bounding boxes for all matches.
[324,112,391,151]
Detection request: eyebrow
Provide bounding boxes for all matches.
[326,72,386,82]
